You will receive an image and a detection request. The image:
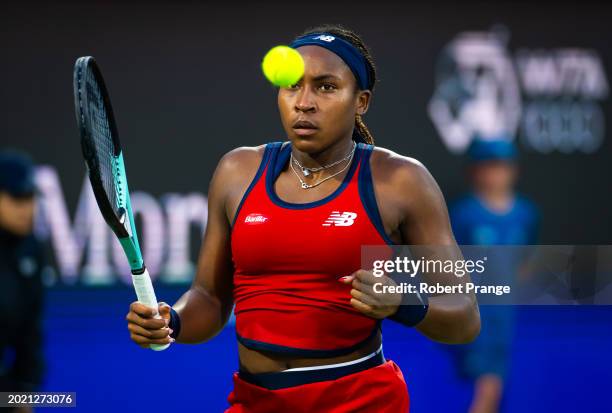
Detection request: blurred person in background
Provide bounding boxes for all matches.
[0,151,45,413]
[448,138,538,413]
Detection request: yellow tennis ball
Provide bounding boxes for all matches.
[261,46,305,87]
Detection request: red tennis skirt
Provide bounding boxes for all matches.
[225,360,409,413]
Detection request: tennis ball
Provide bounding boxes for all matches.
[261,46,305,87]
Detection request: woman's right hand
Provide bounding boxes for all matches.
[126,301,174,348]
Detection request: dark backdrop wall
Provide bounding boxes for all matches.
[2,1,611,246]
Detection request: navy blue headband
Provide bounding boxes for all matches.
[289,33,370,90]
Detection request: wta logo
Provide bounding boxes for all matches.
[428,27,608,154]
[322,211,357,227]
[244,213,269,225]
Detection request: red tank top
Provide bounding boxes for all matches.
[231,142,394,357]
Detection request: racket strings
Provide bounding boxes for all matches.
[84,67,123,217]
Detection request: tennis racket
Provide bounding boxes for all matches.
[73,56,170,351]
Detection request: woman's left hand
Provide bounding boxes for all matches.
[339,269,402,319]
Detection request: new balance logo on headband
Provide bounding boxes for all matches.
[313,35,335,42]
[322,211,357,227]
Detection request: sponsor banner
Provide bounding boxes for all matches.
[429,27,609,154]
[34,166,207,286]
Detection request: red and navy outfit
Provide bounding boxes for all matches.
[226,142,409,412]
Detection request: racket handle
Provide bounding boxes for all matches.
[132,268,171,351]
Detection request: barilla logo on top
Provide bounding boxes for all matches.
[244,213,269,225]
[322,211,357,227]
[313,35,335,42]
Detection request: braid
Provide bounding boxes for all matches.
[355,114,374,145]
[295,24,377,145]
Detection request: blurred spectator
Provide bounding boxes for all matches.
[448,138,539,413]
[0,151,45,413]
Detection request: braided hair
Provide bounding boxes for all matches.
[294,24,377,145]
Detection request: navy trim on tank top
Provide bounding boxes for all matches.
[266,142,363,210]
[357,145,396,245]
[236,320,381,358]
[238,347,386,390]
[230,143,277,229]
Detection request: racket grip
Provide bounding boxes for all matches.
[132,268,171,351]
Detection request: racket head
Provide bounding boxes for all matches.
[73,56,143,270]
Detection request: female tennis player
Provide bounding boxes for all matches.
[126,24,480,412]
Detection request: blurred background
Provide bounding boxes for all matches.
[1,1,611,412]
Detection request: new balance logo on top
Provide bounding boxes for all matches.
[244,213,269,224]
[322,211,357,227]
